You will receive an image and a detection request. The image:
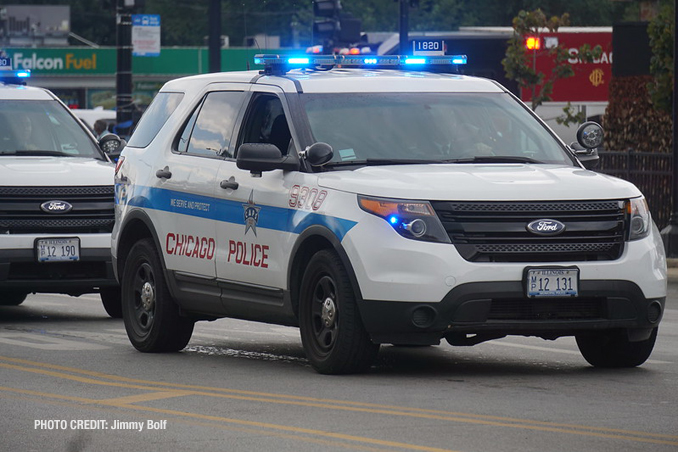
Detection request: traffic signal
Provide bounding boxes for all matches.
[525,36,541,50]
[313,1,341,40]
[314,0,341,17]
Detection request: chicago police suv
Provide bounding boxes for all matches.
[112,54,666,374]
[0,64,124,316]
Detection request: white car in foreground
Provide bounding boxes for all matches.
[112,54,666,373]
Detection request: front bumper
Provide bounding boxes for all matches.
[0,247,117,295]
[360,279,665,345]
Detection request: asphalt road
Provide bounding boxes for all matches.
[0,288,676,452]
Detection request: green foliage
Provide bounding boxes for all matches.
[647,3,674,114]
[502,9,602,118]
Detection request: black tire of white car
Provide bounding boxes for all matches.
[121,238,194,352]
[0,291,27,306]
[575,327,658,368]
[299,249,379,374]
[100,286,123,318]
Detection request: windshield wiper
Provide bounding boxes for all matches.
[12,150,75,157]
[322,156,544,167]
[445,156,543,164]
[325,158,443,167]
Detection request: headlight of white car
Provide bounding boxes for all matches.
[358,195,450,243]
[627,196,651,241]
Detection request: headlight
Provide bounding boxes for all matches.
[358,195,450,243]
[627,196,651,241]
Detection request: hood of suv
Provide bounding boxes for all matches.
[317,164,641,201]
[0,156,114,186]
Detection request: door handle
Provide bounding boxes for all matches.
[155,166,172,179]
[220,177,239,190]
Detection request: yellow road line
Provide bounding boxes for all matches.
[99,390,193,405]
[1,355,676,446]
[0,385,457,452]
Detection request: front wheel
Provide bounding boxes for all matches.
[299,250,379,374]
[576,328,658,368]
[121,238,194,352]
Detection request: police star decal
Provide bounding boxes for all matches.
[243,190,261,236]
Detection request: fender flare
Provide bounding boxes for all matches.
[287,225,364,315]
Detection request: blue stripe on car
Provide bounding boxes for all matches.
[124,185,357,240]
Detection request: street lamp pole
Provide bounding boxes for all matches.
[115,0,133,129]
[399,0,409,55]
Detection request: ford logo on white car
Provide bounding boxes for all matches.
[526,219,566,236]
[40,200,73,214]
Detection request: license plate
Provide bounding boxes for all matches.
[526,267,578,298]
[36,237,80,262]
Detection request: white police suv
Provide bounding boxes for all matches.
[112,54,666,374]
[0,64,124,316]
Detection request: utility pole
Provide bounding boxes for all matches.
[399,0,409,55]
[116,0,134,129]
[208,0,221,73]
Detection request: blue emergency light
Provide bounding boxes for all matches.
[254,54,467,75]
[0,57,31,85]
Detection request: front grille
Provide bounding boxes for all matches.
[487,298,606,321]
[431,200,626,263]
[0,186,114,234]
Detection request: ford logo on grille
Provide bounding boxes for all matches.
[40,200,73,214]
[526,219,566,236]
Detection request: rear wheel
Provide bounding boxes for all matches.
[0,291,27,306]
[299,250,379,374]
[121,238,194,352]
[576,328,658,368]
[100,287,123,318]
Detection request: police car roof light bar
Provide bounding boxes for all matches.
[254,54,467,75]
[0,69,31,86]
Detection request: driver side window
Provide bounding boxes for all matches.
[239,94,292,156]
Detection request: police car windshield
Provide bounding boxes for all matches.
[0,100,102,159]
[301,92,574,167]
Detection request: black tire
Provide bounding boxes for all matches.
[299,249,379,374]
[100,286,123,318]
[121,238,194,352]
[576,328,658,368]
[0,291,27,306]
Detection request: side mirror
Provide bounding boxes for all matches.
[576,121,604,149]
[99,134,125,162]
[236,143,300,175]
[305,142,333,167]
[572,121,603,170]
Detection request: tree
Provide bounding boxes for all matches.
[647,2,674,114]
[502,9,602,114]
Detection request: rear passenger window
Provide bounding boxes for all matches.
[127,92,184,148]
[176,91,245,158]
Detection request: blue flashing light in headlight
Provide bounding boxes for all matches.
[388,215,400,225]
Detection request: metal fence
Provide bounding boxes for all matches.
[597,150,673,230]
